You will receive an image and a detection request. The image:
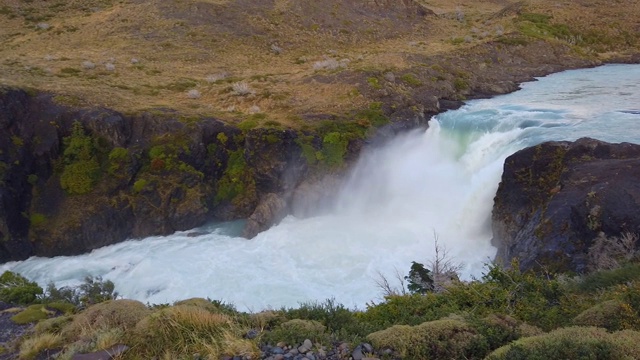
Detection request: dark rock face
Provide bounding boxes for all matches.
[492,138,640,273]
[0,88,314,261]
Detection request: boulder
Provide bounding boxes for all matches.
[492,138,640,273]
[243,193,288,239]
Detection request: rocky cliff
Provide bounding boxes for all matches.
[0,34,629,263]
[492,138,640,273]
[0,88,364,261]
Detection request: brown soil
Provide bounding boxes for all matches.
[1,0,638,128]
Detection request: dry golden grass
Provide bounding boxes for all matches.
[132,304,259,359]
[0,0,637,126]
[61,299,150,339]
[19,333,62,360]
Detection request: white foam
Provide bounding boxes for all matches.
[2,64,640,311]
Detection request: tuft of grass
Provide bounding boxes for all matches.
[237,119,259,131]
[133,305,259,359]
[19,333,61,360]
[35,315,73,335]
[62,299,151,339]
[231,81,253,96]
[94,327,124,350]
[400,73,422,87]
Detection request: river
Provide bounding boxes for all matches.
[2,64,640,311]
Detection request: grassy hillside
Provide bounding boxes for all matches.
[1,0,638,128]
[3,261,640,359]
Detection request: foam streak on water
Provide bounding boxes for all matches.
[2,64,640,310]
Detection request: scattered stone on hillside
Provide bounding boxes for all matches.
[492,137,640,273]
[297,339,313,353]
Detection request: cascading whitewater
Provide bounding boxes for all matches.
[2,64,640,310]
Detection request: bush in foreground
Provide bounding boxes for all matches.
[263,319,329,347]
[366,318,487,359]
[0,271,43,305]
[487,326,640,360]
[572,300,640,331]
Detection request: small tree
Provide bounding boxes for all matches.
[44,275,118,306]
[374,232,463,296]
[405,261,434,294]
[374,267,407,297]
[429,233,463,292]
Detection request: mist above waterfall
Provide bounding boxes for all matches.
[2,64,640,311]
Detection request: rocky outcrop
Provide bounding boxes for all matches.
[492,138,640,273]
[0,88,325,260]
[243,193,288,239]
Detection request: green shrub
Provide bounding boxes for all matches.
[60,159,100,194]
[59,122,101,195]
[471,314,543,351]
[27,174,38,185]
[215,149,255,203]
[516,12,573,40]
[238,119,259,131]
[573,300,639,331]
[0,271,43,305]
[107,147,129,174]
[487,326,640,360]
[361,263,582,332]
[132,179,148,193]
[400,73,422,87]
[355,102,388,128]
[44,275,117,306]
[359,291,471,330]
[295,135,318,166]
[367,77,381,89]
[29,213,47,227]
[320,132,348,168]
[454,77,469,91]
[576,264,640,292]
[77,276,118,305]
[366,318,487,359]
[280,298,370,340]
[264,319,329,346]
[108,147,128,161]
[216,132,228,145]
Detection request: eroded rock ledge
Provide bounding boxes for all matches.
[492,138,640,273]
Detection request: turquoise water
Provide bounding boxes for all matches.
[2,64,639,310]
